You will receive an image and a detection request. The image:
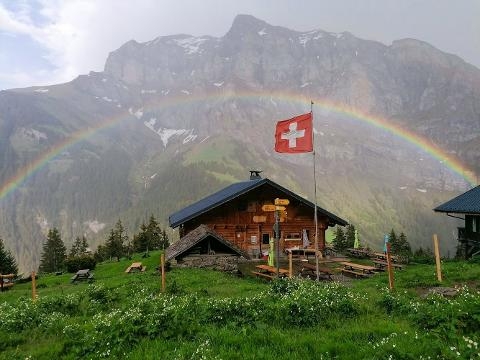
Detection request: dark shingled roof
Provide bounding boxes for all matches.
[434,186,480,214]
[169,178,348,228]
[165,224,250,261]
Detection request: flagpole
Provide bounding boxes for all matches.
[311,100,320,281]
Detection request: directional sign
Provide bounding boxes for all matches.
[253,215,267,223]
[274,198,290,206]
[261,204,276,212]
[275,205,286,211]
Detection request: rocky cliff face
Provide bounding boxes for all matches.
[1,14,479,271]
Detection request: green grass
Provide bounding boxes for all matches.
[1,254,479,359]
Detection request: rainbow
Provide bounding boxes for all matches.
[0,90,476,201]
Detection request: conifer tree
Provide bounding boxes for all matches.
[106,220,128,261]
[39,228,67,273]
[0,238,18,275]
[396,232,412,262]
[345,224,356,249]
[69,236,89,257]
[388,229,398,253]
[333,227,347,252]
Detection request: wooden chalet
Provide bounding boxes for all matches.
[168,171,348,260]
[434,186,480,258]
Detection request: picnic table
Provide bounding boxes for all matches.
[285,247,317,259]
[371,252,399,263]
[251,264,289,280]
[125,262,146,273]
[70,269,94,283]
[340,262,376,278]
[0,274,14,292]
[346,248,371,258]
[300,262,333,280]
[372,260,404,271]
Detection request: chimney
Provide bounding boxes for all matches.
[249,170,262,180]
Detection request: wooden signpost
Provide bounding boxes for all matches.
[160,253,166,293]
[386,243,394,290]
[433,234,443,282]
[31,271,37,301]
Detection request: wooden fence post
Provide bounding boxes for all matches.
[288,252,293,278]
[433,234,443,282]
[161,253,166,293]
[386,243,394,290]
[31,271,37,301]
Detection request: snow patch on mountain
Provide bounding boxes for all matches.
[141,89,157,94]
[258,28,267,36]
[130,108,143,119]
[143,118,196,147]
[173,37,208,55]
[213,82,224,87]
[22,128,48,141]
[84,220,105,234]
[181,89,190,95]
[34,89,49,93]
[416,188,427,193]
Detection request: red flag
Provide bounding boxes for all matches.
[275,112,313,153]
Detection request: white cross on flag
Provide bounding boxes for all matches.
[274,112,313,153]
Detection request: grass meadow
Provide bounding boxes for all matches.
[1,251,479,359]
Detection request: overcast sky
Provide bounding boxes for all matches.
[1,0,479,90]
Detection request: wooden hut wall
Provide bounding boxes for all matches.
[182,185,329,254]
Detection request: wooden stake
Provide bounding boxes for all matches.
[31,271,37,301]
[433,234,442,282]
[161,253,166,293]
[386,243,394,290]
[288,251,293,278]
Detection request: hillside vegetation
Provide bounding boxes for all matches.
[1,252,479,359]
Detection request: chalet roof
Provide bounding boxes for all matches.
[165,224,250,261]
[169,178,348,228]
[434,186,480,214]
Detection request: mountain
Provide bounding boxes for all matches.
[1,14,479,272]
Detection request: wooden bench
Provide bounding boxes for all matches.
[301,263,334,280]
[342,269,368,278]
[251,271,275,281]
[372,260,404,270]
[0,274,15,292]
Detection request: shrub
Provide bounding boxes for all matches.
[65,255,97,273]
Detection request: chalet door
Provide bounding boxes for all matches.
[262,233,270,245]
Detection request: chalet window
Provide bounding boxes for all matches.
[473,217,478,233]
[285,232,301,241]
[237,202,247,211]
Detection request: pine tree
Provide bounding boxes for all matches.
[0,238,18,275]
[69,236,89,257]
[106,220,128,261]
[39,228,67,273]
[397,232,412,262]
[388,229,398,253]
[160,229,170,249]
[333,227,347,252]
[345,224,356,249]
[133,215,163,254]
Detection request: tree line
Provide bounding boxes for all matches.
[38,215,170,274]
[332,225,413,261]
[0,238,18,275]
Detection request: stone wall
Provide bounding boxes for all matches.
[175,255,246,273]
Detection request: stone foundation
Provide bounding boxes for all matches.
[176,255,246,273]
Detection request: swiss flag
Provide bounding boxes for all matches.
[274,112,313,153]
